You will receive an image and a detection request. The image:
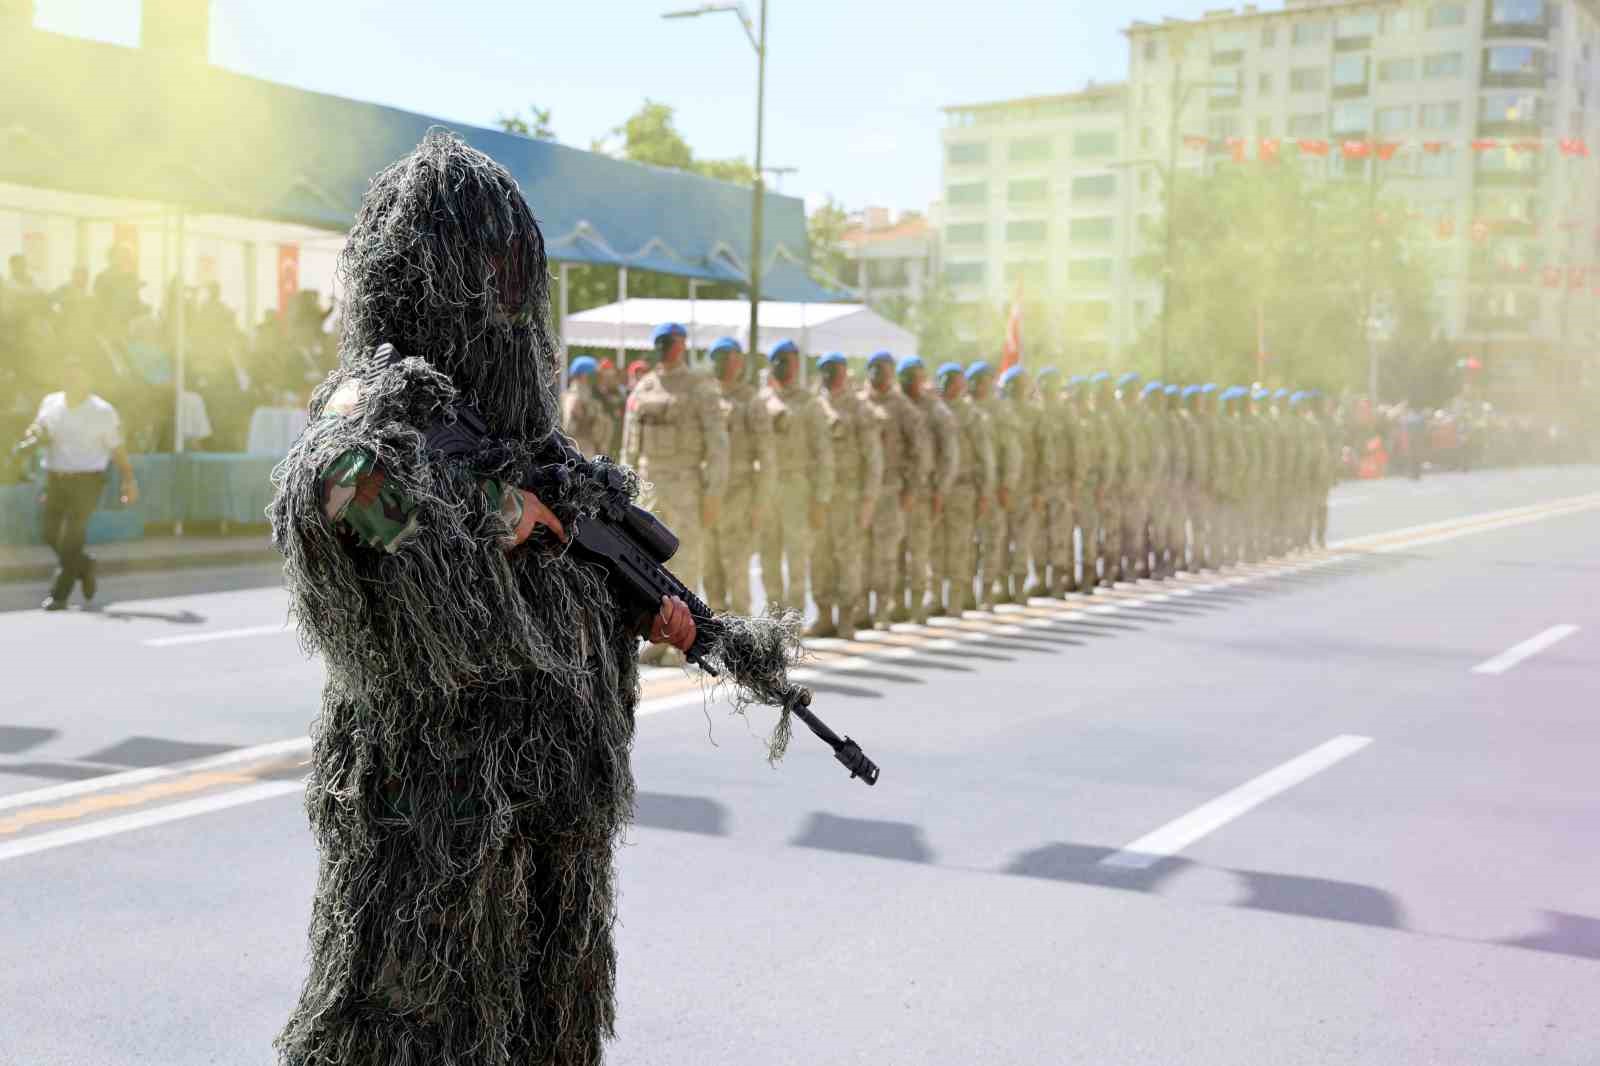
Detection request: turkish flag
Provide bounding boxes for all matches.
[1560,138,1590,157]
[1259,138,1281,163]
[1183,135,1210,151]
[277,243,300,318]
[1297,139,1330,156]
[1423,141,1447,154]
[1512,140,1543,154]
[1226,137,1247,162]
[1471,139,1499,153]
[1542,266,1562,288]
[1375,141,1400,161]
[1341,140,1372,159]
[1569,267,1588,290]
[1000,283,1023,373]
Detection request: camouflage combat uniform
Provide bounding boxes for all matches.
[942,392,996,612]
[897,390,960,621]
[812,384,884,633]
[562,379,614,458]
[984,392,1026,603]
[1039,396,1075,596]
[704,375,776,616]
[1158,402,1188,576]
[862,383,931,626]
[758,378,835,610]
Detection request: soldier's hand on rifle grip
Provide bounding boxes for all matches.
[701,495,721,529]
[648,594,697,652]
[514,488,567,546]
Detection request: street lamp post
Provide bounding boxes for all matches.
[663,1,767,357]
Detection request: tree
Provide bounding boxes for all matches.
[495,105,556,140]
[1133,159,1440,393]
[806,196,851,286]
[611,100,694,170]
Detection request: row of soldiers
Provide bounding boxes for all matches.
[561,322,1343,662]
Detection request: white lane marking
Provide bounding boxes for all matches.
[1100,735,1373,871]
[0,736,313,813]
[1471,625,1580,676]
[143,623,291,647]
[0,780,306,865]
[1328,492,1600,552]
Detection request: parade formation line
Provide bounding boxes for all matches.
[1,490,1596,864]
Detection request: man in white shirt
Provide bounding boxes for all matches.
[24,360,139,610]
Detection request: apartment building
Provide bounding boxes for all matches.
[940,0,1600,380]
[939,83,1134,360]
[838,205,939,313]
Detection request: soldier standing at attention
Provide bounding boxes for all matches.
[621,321,730,665]
[561,356,614,457]
[1245,386,1274,563]
[1102,372,1142,583]
[994,366,1045,602]
[1131,379,1166,581]
[809,352,883,637]
[758,338,835,611]
[1028,367,1072,598]
[966,362,1015,610]
[936,362,994,614]
[1153,384,1186,577]
[1082,371,1118,588]
[895,355,959,623]
[1177,385,1209,572]
[1060,376,1092,594]
[703,337,775,618]
[861,350,931,628]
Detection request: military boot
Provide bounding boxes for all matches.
[804,603,838,639]
[1022,577,1046,600]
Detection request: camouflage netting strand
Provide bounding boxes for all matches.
[269,130,801,1066]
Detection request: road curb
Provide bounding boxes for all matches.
[0,546,281,585]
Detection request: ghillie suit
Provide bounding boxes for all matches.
[270,130,798,1066]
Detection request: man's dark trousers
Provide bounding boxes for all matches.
[42,472,105,602]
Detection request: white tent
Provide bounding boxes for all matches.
[562,298,917,360]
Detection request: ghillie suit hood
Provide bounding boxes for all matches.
[270,131,798,1066]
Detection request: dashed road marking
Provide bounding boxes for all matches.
[1471,624,1580,676]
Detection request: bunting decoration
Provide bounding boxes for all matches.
[1178,135,1591,158]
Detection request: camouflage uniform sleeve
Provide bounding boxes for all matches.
[808,396,836,506]
[699,381,731,497]
[934,406,960,496]
[1036,414,1058,494]
[905,399,934,491]
[321,447,524,554]
[619,388,642,472]
[977,415,998,496]
[752,393,779,513]
[861,404,885,507]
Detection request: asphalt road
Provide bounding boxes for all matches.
[1,465,1597,1065]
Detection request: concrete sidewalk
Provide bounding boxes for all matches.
[0,532,279,584]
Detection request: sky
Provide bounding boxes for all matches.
[35,0,1261,215]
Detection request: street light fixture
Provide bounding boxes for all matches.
[663,1,767,358]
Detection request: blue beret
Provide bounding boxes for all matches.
[568,356,598,378]
[1089,370,1111,384]
[816,351,847,370]
[1289,391,1307,405]
[1273,387,1289,399]
[1164,384,1179,396]
[651,322,686,344]
[767,338,799,361]
[1036,367,1060,381]
[1219,386,1241,402]
[936,361,963,380]
[964,360,993,380]
[1309,388,1323,398]
[1069,374,1088,386]
[1140,380,1163,397]
[1201,383,1218,394]
[706,336,742,358]
[1116,371,1141,387]
[1000,365,1025,387]
[896,355,924,376]
[1180,385,1198,398]
[867,350,896,367]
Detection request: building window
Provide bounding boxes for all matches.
[1007,178,1049,203]
[1140,126,1153,151]
[1139,170,1153,195]
[1480,91,1544,124]
[1337,13,1379,38]
[1004,260,1048,285]
[1066,301,1112,328]
[1071,174,1117,200]
[947,181,988,206]
[1143,40,1158,62]
[946,141,989,165]
[1262,25,1277,47]
[1288,113,1324,136]
[1259,72,1273,94]
[1427,3,1467,28]
[1333,54,1369,87]
[1332,102,1372,134]
[1384,10,1414,33]
[1008,135,1054,163]
[944,262,985,286]
[1006,220,1048,243]
[1291,67,1326,92]
[1292,21,1328,46]
[1422,52,1463,78]
[1072,131,1118,157]
[1378,57,1415,82]
[1208,114,1241,139]
[1485,45,1544,77]
[1068,258,1114,283]
[1419,101,1462,128]
[1492,0,1546,26]
[945,222,987,245]
[1377,105,1412,133]
[1256,115,1274,137]
[1069,217,1115,243]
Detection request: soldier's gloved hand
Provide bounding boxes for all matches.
[808,502,825,530]
[700,495,721,529]
[648,594,697,652]
[977,494,991,517]
[858,499,874,532]
[997,488,1011,510]
[931,492,944,517]
[899,491,913,512]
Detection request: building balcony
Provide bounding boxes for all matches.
[1332,82,1370,100]
[1483,20,1550,41]
[1481,71,1545,89]
[1208,94,1242,111]
[1211,49,1244,65]
[1474,168,1544,187]
[1476,118,1543,138]
[1334,36,1372,53]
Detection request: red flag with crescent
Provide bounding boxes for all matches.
[1000,283,1023,373]
[277,243,300,319]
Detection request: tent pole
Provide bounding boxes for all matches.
[558,262,570,392]
[617,266,628,365]
[174,206,188,536]
[688,279,699,364]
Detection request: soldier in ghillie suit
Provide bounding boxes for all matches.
[269,131,800,1066]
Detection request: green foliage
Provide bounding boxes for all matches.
[605,100,753,184]
[806,196,851,284]
[1134,160,1439,392]
[495,105,556,140]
